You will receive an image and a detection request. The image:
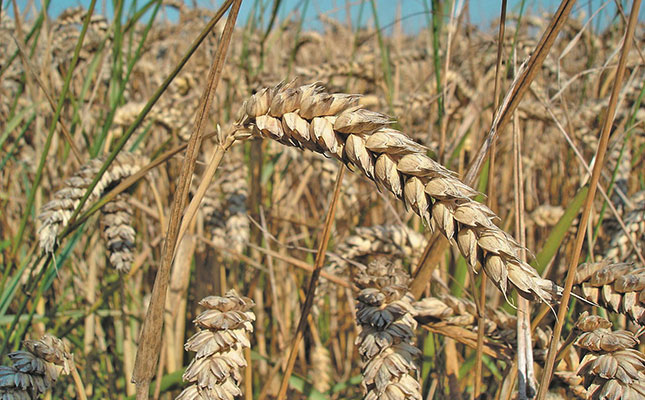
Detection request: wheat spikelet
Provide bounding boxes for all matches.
[530,205,565,228]
[0,334,72,400]
[574,312,645,400]
[176,290,255,400]
[99,193,135,272]
[354,258,421,400]
[553,371,588,399]
[37,152,147,254]
[574,261,645,325]
[236,80,562,303]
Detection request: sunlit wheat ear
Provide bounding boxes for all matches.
[236,80,562,304]
[353,258,421,400]
[0,334,73,400]
[574,312,645,400]
[99,193,135,272]
[574,261,645,325]
[176,290,255,400]
[37,152,147,255]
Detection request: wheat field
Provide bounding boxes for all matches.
[1,1,644,399]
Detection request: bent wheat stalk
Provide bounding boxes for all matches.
[235,80,562,304]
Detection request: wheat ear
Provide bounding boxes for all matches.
[574,312,645,399]
[0,334,72,400]
[575,261,645,325]
[414,294,550,353]
[236,80,561,303]
[354,258,421,400]
[99,193,136,272]
[38,152,147,255]
[176,290,255,400]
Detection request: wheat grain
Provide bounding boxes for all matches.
[236,80,562,304]
[198,150,249,255]
[310,344,332,394]
[99,193,136,272]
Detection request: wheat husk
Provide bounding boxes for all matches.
[575,261,645,325]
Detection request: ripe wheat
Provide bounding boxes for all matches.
[176,290,255,400]
[574,312,645,399]
[354,258,421,400]
[575,261,645,325]
[37,152,147,259]
[236,80,562,304]
[0,334,72,400]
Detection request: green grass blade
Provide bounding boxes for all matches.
[532,185,589,274]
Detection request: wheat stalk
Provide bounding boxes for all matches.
[235,80,562,304]
[354,258,421,400]
[0,334,72,400]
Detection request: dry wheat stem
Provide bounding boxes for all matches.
[174,128,238,257]
[133,1,240,397]
[276,164,345,399]
[537,1,641,397]
[236,79,562,305]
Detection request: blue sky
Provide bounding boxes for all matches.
[4,1,643,34]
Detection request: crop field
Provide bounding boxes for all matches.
[0,1,644,399]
